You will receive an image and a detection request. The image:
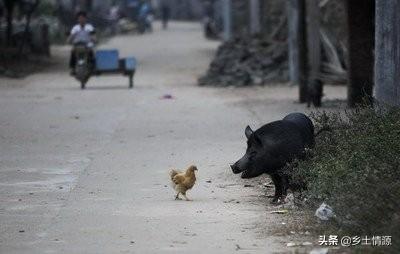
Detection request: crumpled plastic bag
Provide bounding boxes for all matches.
[315,202,335,221]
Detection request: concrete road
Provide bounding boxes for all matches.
[0,22,346,254]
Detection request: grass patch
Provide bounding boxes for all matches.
[292,107,400,253]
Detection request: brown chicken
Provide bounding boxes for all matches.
[169,165,198,201]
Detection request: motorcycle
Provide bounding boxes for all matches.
[73,42,94,89]
[69,41,137,90]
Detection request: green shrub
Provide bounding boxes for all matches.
[293,107,400,253]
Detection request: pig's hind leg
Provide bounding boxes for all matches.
[268,174,279,198]
[281,175,289,197]
[269,174,282,202]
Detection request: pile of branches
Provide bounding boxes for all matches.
[199,0,348,87]
[318,28,347,85]
[198,36,288,87]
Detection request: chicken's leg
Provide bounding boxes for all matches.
[182,193,192,201]
[175,192,182,200]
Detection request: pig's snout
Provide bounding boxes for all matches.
[230,162,242,174]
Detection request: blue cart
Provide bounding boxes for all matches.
[93,49,137,89]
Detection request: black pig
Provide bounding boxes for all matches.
[231,113,314,203]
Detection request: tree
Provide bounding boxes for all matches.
[4,0,17,46]
[287,0,323,106]
[305,0,322,107]
[346,0,375,107]
[17,0,40,56]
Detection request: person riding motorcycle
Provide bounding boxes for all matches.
[67,11,96,75]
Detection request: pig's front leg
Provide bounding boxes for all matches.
[269,173,285,204]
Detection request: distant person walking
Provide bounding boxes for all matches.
[160,1,170,29]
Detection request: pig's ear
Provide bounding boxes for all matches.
[253,133,263,146]
[245,125,253,139]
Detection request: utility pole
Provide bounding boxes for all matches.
[287,0,307,102]
[374,0,400,107]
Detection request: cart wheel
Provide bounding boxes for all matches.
[129,74,134,89]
